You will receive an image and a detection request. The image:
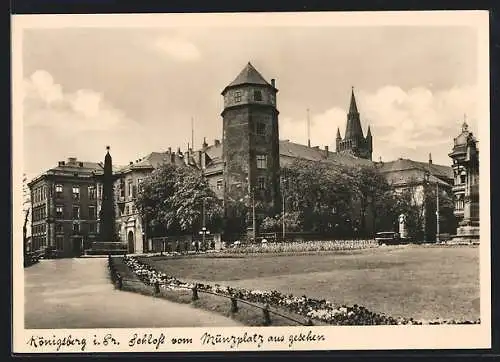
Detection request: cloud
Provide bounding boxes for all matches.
[23,70,151,178]
[152,36,201,62]
[280,85,478,162]
[23,70,135,133]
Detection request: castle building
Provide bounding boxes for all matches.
[28,62,465,255]
[449,121,480,243]
[336,88,373,160]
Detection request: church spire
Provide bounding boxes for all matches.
[348,86,359,115]
[336,127,341,139]
[344,87,364,140]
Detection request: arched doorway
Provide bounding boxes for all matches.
[127,231,135,254]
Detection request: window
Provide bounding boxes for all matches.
[257,176,266,190]
[88,206,96,219]
[73,222,80,233]
[216,179,223,190]
[72,185,80,200]
[120,180,125,198]
[88,186,96,200]
[55,223,63,233]
[56,206,63,218]
[234,91,242,103]
[254,90,263,101]
[56,236,64,251]
[89,223,97,233]
[97,184,103,199]
[460,174,466,184]
[125,205,130,215]
[256,155,267,169]
[128,180,133,198]
[137,179,143,193]
[255,122,266,136]
[72,206,80,219]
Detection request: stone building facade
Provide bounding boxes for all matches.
[221,62,281,223]
[27,157,104,257]
[449,122,480,243]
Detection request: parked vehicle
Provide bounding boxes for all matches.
[375,231,401,245]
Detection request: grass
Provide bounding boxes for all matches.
[138,245,480,321]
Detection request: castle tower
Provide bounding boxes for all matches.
[449,121,480,243]
[221,62,281,229]
[336,88,373,160]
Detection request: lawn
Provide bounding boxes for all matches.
[139,245,480,321]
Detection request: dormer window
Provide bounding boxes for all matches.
[234,91,242,103]
[254,90,262,101]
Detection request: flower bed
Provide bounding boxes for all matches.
[222,239,379,254]
[121,256,479,326]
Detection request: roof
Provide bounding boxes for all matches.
[116,151,189,174]
[383,169,451,187]
[378,158,453,186]
[28,159,105,186]
[279,141,373,167]
[344,88,364,140]
[223,62,273,93]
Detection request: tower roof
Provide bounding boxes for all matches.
[348,87,359,114]
[223,62,272,93]
[344,88,364,139]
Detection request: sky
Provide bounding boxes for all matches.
[20,16,483,181]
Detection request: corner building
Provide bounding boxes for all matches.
[221,62,281,220]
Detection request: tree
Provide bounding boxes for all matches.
[279,159,397,237]
[135,163,223,237]
[392,179,456,241]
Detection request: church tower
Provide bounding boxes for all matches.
[221,62,281,226]
[336,88,373,160]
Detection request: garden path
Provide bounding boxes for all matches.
[24,257,242,329]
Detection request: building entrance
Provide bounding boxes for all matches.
[72,237,83,257]
[127,231,135,254]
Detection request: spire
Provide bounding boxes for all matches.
[344,87,364,139]
[349,86,359,115]
[429,153,433,164]
[366,125,372,138]
[336,127,341,139]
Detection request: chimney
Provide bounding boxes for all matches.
[324,145,329,158]
[58,161,65,167]
[271,79,276,88]
[168,147,172,153]
[429,153,433,164]
[129,161,133,165]
[214,139,220,146]
[202,137,208,149]
[68,157,77,164]
[177,147,181,154]
[78,162,84,167]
